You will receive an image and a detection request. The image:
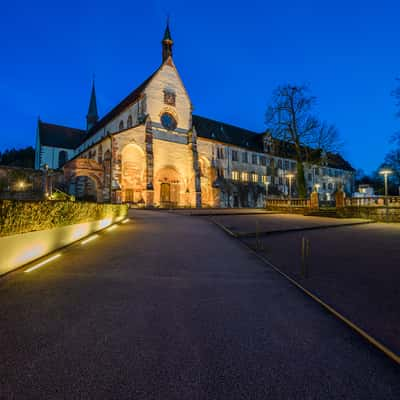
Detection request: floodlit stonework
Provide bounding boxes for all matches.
[35,24,354,207]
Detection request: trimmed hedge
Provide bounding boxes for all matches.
[0,200,128,237]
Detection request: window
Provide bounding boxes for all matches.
[242,152,248,163]
[160,113,177,130]
[217,168,224,178]
[279,177,283,185]
[308,173,312,181]
[251,173,258,183]
[262,175,267,184]
[284,160,289,170]
[119,120,124,131]
[315,168,320,176]
[127,115,132,128]
[242,172,249,182]
[291,162,296,171]
[252,154,258,164]
[164,90,176,106]
[217,147,224,159]
[322,182,327,190]
[231,170,240,180]
[278,159,283,169]
[232,150,238,161]
[260,156,267,166]
[58,150,68,168]
[328,182,333,190]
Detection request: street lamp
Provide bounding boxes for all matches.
[265,180,270,208]
[379,168,392,197]
[286,173,295,199]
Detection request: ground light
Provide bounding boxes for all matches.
[121,218,129,224]
[81,234,99,245]
[24,254,61,273]
[107,225,117,231]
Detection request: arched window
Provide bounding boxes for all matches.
[58,150,68,168]
[119,120,124,131]
[127,115,132,128]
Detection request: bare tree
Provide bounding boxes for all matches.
[265,84,341,197]
[390,78,400,145]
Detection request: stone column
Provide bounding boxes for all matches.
[310,191,319,209]
[145,118,154,207]
[335,190,345,208]
[189,127,202,208]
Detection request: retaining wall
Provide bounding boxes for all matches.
[337,206,400,222]
[0,216,125,275]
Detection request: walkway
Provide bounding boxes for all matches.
[0,210,398,399]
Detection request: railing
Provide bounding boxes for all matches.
[266,198,310,208]
[346,196,400,207]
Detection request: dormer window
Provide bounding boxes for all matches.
[164,90,176,106]
[119,120,124,131]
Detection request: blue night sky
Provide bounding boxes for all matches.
[1,0,399,173]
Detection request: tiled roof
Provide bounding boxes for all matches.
[192,115,263,152]
[85,68,160,139]
[39,121,85,149]
[193,115,354,171]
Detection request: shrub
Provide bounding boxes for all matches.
[0,200,128,237]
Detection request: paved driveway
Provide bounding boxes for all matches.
[0,210,398,399]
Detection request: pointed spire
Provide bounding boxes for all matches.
[162,18,173,63]
[86,77,99,131]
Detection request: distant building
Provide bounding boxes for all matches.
[353,184,375,198]
[35,24,354,207]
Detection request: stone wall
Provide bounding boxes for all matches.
[337,206,400,222]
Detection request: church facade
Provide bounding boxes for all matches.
[35,25,354,207]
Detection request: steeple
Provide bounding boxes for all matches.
[162,19,173,63]
[86,78,99,131]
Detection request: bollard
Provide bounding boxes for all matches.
[255,220,259,251]
[301,237,311,278]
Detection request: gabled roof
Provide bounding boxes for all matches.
[85,68,160,139]
[38,121,85,149]
[192,115,263,152]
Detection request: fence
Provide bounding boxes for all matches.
[345,196,400,207]
[266,198,310,208]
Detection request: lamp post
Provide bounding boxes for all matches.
[379,168,392,198]
[265,180,270,208]
[286,173,295,206]
[379,168,392,222]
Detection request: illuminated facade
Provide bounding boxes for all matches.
[35,24,354,207]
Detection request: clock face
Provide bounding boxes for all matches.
[160,113,177,131]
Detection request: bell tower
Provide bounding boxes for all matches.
[86,79,99,131]
[162,20,173,62]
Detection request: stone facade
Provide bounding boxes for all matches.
[37,26,355,208]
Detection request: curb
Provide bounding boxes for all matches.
[209,218,400,366]
[236,220,374,238]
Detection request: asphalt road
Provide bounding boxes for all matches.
[0,210,399,399]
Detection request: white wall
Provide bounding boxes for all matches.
[0,215,125,275]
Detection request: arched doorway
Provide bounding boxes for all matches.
[121,143,145,204]
[155,166,182,208]
[70,175,99,202]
